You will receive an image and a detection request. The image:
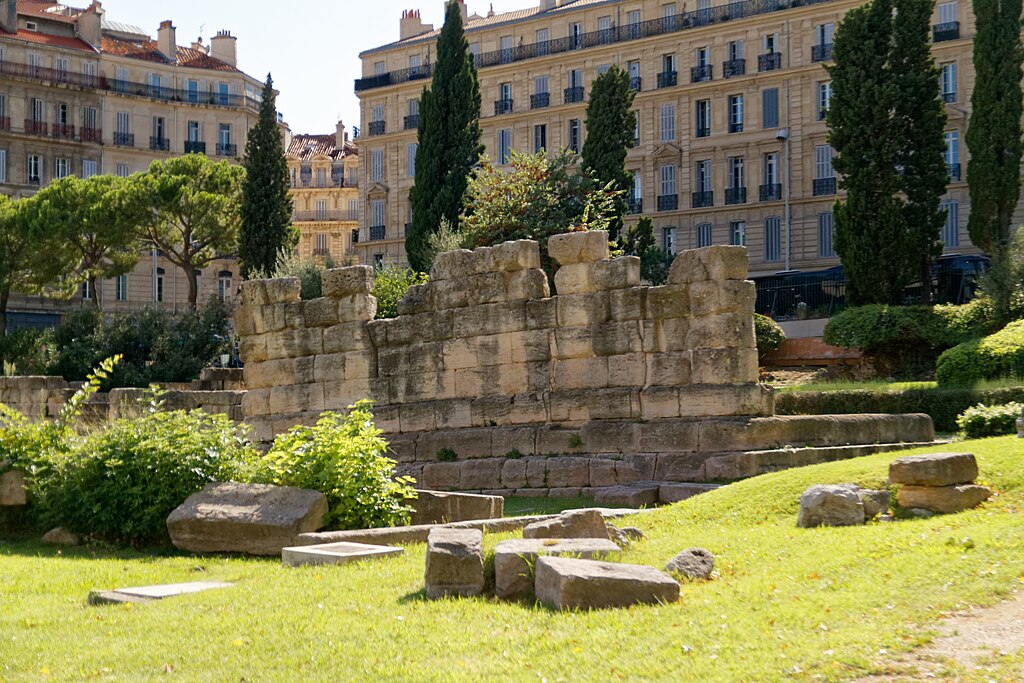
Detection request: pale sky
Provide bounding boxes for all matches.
[97,0,532,135]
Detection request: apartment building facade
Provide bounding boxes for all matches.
[0,0,264,321]
[285,120,361,265]
[356,0,978,276]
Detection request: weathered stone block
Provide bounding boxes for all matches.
[506,269,550,301]
[553,357,609,391]
[269,383,325,415]
[322,378,379,411]
[689,280,756,317]
[544,457,591,488]
[241,277,301,306]
[535,556,680,610]
[556,292,609,327]
[687,313,756,350]
[554,263,596,295]
[460,459,503,489]
[609,286,646,322]
[639,387,681,419]
[525,457,548,488]
[588,387,640,420]
[501,458,528,488]
[396,282,433,316]
[594,484,660,507]
[647,285,690,319]
[431,249,482,281]
[580,421,641,453]
[399,402,439,433]
[659,483,721,503]
[678,384,772,418]
[434,399,474,430]
[548,230,610,265]
[425,527,484,599]
[607,353,647,387]
[492,240,542,271]
[669,245,748,284]
[303,298,340,328]
[523,509,610,540]
[322,321,373,354]
[337,294,378,323]
[0,469,27,506]
[453,302,527,338]
[690,347,759,385]
[660,318,689,352]
[465,272,509,307]
[639,419,699,452]
[421,462,461,490]
[664,548,715,580]
[593,256,641,290]
[312,354,347,384]
[410,490,503,525]
[589,459,618,487]
[323,266,374,297]
[264,328,324,361]
[553,326,593,359]
[592,321,643,356]
[491,427,537,458]
[797,484,865,528]
[897,484,991,513]
[646,352,692,387]
[494,538,621,600]
[510,330,552,364]
[526,298,558,330]
[889,453,979,487]
[859,489,890,518]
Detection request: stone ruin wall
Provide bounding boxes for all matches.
[235,233,935,494]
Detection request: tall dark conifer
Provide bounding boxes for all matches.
[239,74,296,279]
[967,0,1024,321]
[407,1,483,273]
[581,65,636,244]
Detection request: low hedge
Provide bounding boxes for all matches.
[956,402,1024,438]
[936,320,1024,387]
[775,385,1024,433]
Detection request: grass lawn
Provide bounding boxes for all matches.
[2,437,1023,682]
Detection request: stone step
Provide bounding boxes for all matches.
[593,481,724,507]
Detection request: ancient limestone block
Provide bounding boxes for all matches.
[798,484,866,527]
[410,490,503,526]
[668,245,748,284]
[470,395,515,427]
[609,286,646,322]
[505,269,550,301]
[889,453,979,487]
[589,459,618,487]
[366,319,389,347]
[545,391,591,423]
[323,265,374,298]
[647,284,690,319]
[459,459,503,489]
[664,548,715,580]
[548,230,610,265]
[510,330,552,364]
[593,256,641,290]
[240,388,271,417]
[492,240,542,271]
[553,326,593,360]
[494,538,621,601]
[337,294,378,323]
[501,459,528,488]
[553,357,609,390]
[678,384,773,418]
[591,321,643,357]
[386,432,417,463]
[313,354,347,384]
[545,457,591,488]
[452,302,528,338]
[660,318,689,352]
[424,527,485,599]
[594,484,660,507]
[607,353,647,387]
[432,278,471,310]
[897,484,991,513]
[386,313,439,347]
[535,556,679,610]
[687,313,756,350]
[322,321,373,354]
[322,378,379,412]
[244,358,296,390]
[389,370,455,403]
[284,301,306,329]
[509,392,549,423]
[421,462,461,490]
[417,428,493,461]
[269,383,325,415]
[342,350,377,381]
[430,249,476,281]
[234,305,257,337]
[526,298,558,329]
[580,421,641,453]
[553,263,596,295]
[556,292,610,327]
[433,399,474,430]
[523,509,610,540]
[396,282,434,316]
[468,272,511,306]
[639,387,681,419]
[690,347,759,385]
[646,352,692,387]
[690,280,756,318]
[399,401,439,433]
[588,387,640,420]
[379,343,443,378]
[264,328,324,361]
[239,279,267,307]
[303,298,341,328]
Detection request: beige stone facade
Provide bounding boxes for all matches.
[357,0,983,275]
[0,0,264,319]
[284,121,361,265]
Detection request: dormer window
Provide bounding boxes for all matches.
[25,21,38,31]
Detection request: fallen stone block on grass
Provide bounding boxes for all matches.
[797,484,865,528]
[522,509,609,540]
[659,483,722,504]
[889,453,978,487]
[42,527,81,546]
[409,490,503,526]
[858,489,890,519]
[0,468,27,507]
[593,484,660,507]
[534,556,679,610]
[425,527,484,599]
[88,581,233,606]
[282,541,403,568]
[897,484,991,514]
[494,538,621,601]
[664,547,715,580]
[607,525,645,546]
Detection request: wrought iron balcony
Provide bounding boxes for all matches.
[369,225,386,241]
[691,64,713,83]
[630,76,642,92]
[723,58,746,78]
[695,125,711,138]
[184,140,206,154]
[758,52,782,72]
[657,70,678,88]
[811,43,833,63]
[759,183,783,201]
[813,177,837,195]
[657,194,679,211]
[403,114,419,130]
[564,86,585,104]
[948,163,961,181]
[691,191,714,208]
[24,119,47,136]
[113,132,134,147]
[728,120,744,133]
[627,197,643,214]
[725,187,747,205]
[933,21,960,42]
[52,123,74,139]
[217,143,237,156]
[494,98,514,116]
[942,91,956,103]
[530,92,550,109]
[368,120,386,136]
[80,127,102,143]
[150,136,170,152]
[293,210,346,222]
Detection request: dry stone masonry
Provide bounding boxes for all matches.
[891,452,992,514]
[235,234,935,494]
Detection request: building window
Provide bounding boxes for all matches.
[316,168,327,187]
[83,159,98,178]
[370,199,386,229]
[497,128,512,164]
[115,66,128,91]
[148,73,162,98]
[567,119,581,153]
[765,216,782,262]
[941,63,957,102]
[941,200,960,247]
[662,227,677,255]
[27,154,41,184]
[348,199,358,221]
[155,268,165,303]
[218,81,230,106]
[817,81,832,121]
[945,130,960,179]
[30,97,43,122]
[81,280,91,301]
[218,271,233,303]
[373,61,385,76]
[0,149,6,183]
[315,199,328,221]
[696,222,713,248]
[116,164,130,178]
[218,124,233,155]
[535,75,549,95]
[813,23,835,62]
[404,142,417,177]
[729,221,746,246]
[56,102,68,125]
[659,164,677,196]
[115,273,128,302]
[54,157,69,179]
[371,149,384,181]
[728,95,744,133]
[695,160,712,192]
[818,212,836,257]
[315,233,329,254]
[660,104,676,142]
[534,124,547,153]
[762,88,779,129]
[695,99,710,137]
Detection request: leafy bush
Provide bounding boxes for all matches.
[372,264,428,319]
[0,327,55,376]
[955,402,1024,438]
[933,297,1001,338]
[936,320,1024,386]
[263,253,338,300]
[755,314,786,357]
[253,401,415,530]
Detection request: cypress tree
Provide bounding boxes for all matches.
[407,1,483,273]
[966,0,1023,322]
[239,74,296,279]
[581,64,636,244]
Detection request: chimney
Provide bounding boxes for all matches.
[0,0,16,33]
[191,35,207,54]
[210,30,237,67]
[335,120,347,150]
[157,20,176,63]
[539,0,555,10]
[446,0,468,24]
[75,1,103,48]
[399,9,433,40]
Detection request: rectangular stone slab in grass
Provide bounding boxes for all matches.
[88,582,233,606]
[534,556,679,610]
[888,452,978,487]
[425,527,484,599]
[282,542,403,567]
[494,538,622,601]
[897,484,992,514]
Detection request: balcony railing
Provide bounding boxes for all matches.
[657,194,679,211]
[293,210,347,222]
[368,120,386,136]
[691,64,713,83]
[723,58,746,78]
[692,190,714,208]
[811,43,834,62]
[759,183,783,201]
[404,114,420,130]
[24,119,47,136]
[184,141,207,154]
[695,125,711,138]
[630,76,642,92]
[80,126,101,143]
[355,0,802,93]
[933,21,960,42]
[217,143,237,156]
[530,92,550,109]
[948,163,961,181]
[758,52,782,72]
[113,132,134,147]
[725,187,747,205]
[494,98,514,115]
[627,197,643,214]
[564,86,585,104]
[150,136,170,152]
[369,225,386,241]
[657,70,678,88]
[942,91,956,103]
[813,177,837,195]
[52,123,75,139]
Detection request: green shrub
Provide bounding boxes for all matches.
[0,327,55,376]
[254,401,416,530]
[955,402,1024,438]
[372,264,429,319]
[933,297,1000,338]
[265,253,338,300]
[755,314,786,357]
[936,320,1024,386]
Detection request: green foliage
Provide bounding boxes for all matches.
[436,447,457,462]
[775,384,1024,432]
[407,1,483,273]
[956,402,1024,438]
[621,216,672,285]
[828,0,947,305]
[0,327,55,376]
[754,314,786,356]
[36,409,255,545]
[372,264,428,319]
[967,0,1024,323]
[240,75,298,280]
[936,320,1024,386]
[254,402,415,530]
[256,252,338,300]
[426,217,470,262]
[581,64,636,243]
